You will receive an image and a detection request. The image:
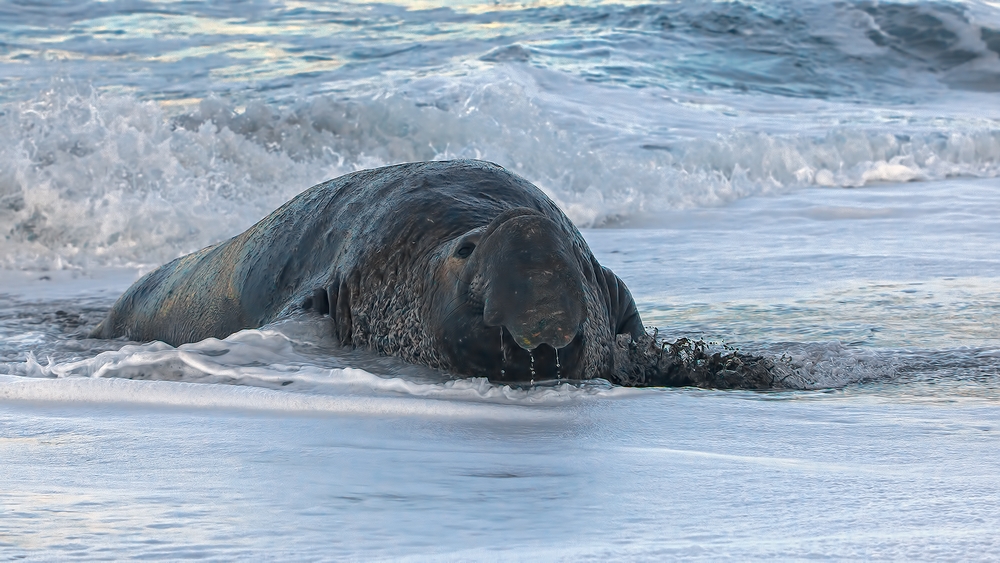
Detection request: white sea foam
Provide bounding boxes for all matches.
[6,317,901,394]
[0,374,576,420]
[764,342,899,390]
[3,76,1000,269]
[8,323,637,408]
[0,85,348,270]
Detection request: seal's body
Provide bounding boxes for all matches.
[94,160,646,384]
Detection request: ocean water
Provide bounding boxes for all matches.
[1,0,999,559]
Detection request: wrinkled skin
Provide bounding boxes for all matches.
[428,207,642,382]
[94,160,653,384]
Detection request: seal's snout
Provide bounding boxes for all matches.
[476,209,586,351]
[486,302,579,350]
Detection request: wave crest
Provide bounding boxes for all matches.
[3,77,1000,268]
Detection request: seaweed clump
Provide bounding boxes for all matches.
[613,330,781,390]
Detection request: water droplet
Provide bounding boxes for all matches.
[500,327,506,378]
[555,347,561,381]
[530,350,535,385]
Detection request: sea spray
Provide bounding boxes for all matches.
[5,80,1000,270]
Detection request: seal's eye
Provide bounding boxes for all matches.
[455,242,476,259]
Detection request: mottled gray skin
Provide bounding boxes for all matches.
[93,160,647,384]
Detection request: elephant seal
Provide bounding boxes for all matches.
[93,160,777,388]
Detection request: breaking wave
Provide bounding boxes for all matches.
[3,313,902,394]
[2,76,1000,269]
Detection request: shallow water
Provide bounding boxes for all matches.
[3,387,999,560]
[2,0,1000,559]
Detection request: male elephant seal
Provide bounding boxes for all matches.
[93,160,777,388]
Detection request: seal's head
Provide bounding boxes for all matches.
[430,208,590,382]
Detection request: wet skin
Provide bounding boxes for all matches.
[93,160,645,384]
[430,208,591,382]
